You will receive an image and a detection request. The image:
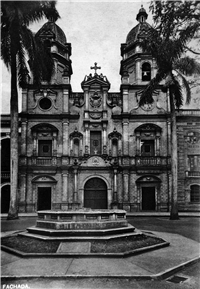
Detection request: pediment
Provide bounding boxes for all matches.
[81,74,110,89]
[81,156,110,167]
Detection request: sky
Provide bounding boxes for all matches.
[1,0,151,113]
[1,0,199,113]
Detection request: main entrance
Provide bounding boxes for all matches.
[84,178,107,209]
[37,187,51,211]
[142,187,155,210]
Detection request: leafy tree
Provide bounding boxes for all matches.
[139,0,200,220]
[1,1,60,219]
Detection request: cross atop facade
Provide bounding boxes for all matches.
[90,62,101,75]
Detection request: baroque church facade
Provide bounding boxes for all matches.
[1,7,200,213]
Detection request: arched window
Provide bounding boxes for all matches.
[69,128,83,157]
[74,139,79,157]
[190,185,200,202]
[112,139,118,157]
[142,62,151,81]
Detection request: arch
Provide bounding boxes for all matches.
[136,175,161,183]
[31,123,58,132]
[84,177,108,209]
[135,123,162,133]
[142,62,151,81]
[0,135,10,141]
[1,184,10,213]
[32,175,57,183]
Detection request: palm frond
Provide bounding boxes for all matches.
[17,37,28,87]
[22,1,60,26]
[175,70,192,105]
[174,56,200,76]
[170,75,183,109]
[139,70,166,106]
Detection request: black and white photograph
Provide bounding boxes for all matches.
[1,0,200,288]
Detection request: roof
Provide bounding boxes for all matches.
[36,20,67,45]
[126,22,152,46]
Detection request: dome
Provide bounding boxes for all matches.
[126,22,152,46]
[36,20,67,45]
[126,6,151,46]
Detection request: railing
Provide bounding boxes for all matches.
[135,156,170,166]
[1,171,10,179]
[186,171,200,177]
[176,110,200,116]
[31,157,57,166]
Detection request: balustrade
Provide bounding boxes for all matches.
[186,171,200,177]
[31,157,57,166]
[1,171,10,179]
[135,156,170,166]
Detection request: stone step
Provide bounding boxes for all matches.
[26,223,135,237]
[36,219,128,230]
[18,229,142,241]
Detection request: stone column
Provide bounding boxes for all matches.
[85,126,89,154]
[136,132,140,155]
[19,173,26,212]
[22,89,28,112]
[123,120,129,155]
[122,89,129,113]
[103,89,107,110]
[62,172,68,202]
[62,121,69,155]
[118,138,122,155]
[21,121,27,155]
[135,58,141,83]
[63,89,69,112]
[123,171,129,202]
[85,89,89,119]
[155,132,160,156]
[73,168,78,202]
[53,132,57,156]
[113,169,117,202]
[33,132,37,156]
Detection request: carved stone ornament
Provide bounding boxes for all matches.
[69,127,83,139]
[185,132,200,144]
[108,128,122,140]
[89,112,102,119]
[90,92,102,108]
[92,157,100,166]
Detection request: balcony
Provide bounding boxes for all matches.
[135,156,170,167]
[1,171,10,179]
[30,157,57,166]
[186,171,200,177]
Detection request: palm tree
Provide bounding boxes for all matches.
[1,1,60,219]
[139,3,200,220]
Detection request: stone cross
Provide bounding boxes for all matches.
[90,62,101,75]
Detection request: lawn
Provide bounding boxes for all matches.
[1,234,165,254]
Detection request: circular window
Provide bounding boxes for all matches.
[39,98,52,110]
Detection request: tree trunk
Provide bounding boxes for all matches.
[7,53,19,220]
[169,89,179,220]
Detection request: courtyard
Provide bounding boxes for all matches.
[1,214,200,289]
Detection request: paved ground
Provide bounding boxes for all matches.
[1,262,200,289]
[1,215,200,289]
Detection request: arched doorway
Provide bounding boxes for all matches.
[84,178,107,209]
[1,184,10,213]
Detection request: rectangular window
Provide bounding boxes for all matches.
[90,131,101,155]
[38,140,52,157]
[188,155,200,171]
[141,140,155,156]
